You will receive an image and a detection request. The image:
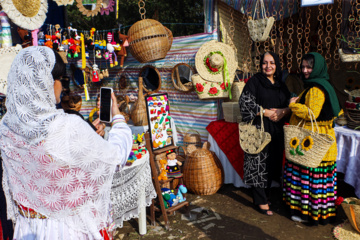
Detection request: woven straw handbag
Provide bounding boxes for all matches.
[341,197,360,233]
[238,107,271,154]
[284,109,334,168]
[247,0,274,42]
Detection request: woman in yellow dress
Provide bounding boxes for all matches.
[283,52,341,225]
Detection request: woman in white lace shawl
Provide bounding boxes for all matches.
[0,46,132,239]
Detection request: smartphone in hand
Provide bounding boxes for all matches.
[99,87,113,123]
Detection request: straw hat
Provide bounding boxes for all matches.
[333,221,360,240]
[1,0,48,30]
[195,40,238,82]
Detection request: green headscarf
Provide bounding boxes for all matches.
[303,52,341,117]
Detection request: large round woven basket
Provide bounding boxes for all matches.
[128,19,171,63]
[183,129,202,153]
[183,143,224,195]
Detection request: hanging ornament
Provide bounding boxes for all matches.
[100,0,115,15]
[92,64,100,82]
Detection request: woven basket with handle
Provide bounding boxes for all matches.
[341,197,360,233]
[183,142,224,195]
[183,129,202,153]
[239,106,271,154]
[284,109,334,168]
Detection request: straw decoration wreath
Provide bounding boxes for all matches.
[1,0,48,30]
[76,0,103,17]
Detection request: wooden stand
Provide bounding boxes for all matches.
[145,132,189,230]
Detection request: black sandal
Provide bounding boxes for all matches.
[258,205,273,216]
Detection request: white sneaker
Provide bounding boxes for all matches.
[291,215,307,223]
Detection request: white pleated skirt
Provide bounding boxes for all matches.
[13,215,101,240]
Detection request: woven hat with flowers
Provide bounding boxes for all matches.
[194,40,238,99]
[0,0,48,30]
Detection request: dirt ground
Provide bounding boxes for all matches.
[114,173,354,240]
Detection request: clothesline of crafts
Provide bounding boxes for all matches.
[43,23,205,34]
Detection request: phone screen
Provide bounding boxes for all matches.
[100,88,112,122]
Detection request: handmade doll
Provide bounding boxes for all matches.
[158,159,168,181]
[44,34,53,49]
[165,149,182,178]
[107,32,118,67]
[116,32,129,67]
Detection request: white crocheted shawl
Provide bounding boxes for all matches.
[0,47,123,239]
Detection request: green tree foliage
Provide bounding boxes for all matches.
[67,0,204,36]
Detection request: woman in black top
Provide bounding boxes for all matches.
[239,52,291,215]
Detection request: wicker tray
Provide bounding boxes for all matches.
[346,109,360,130]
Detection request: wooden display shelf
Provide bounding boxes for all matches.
[145,132,189,230]
[153,201,189,214]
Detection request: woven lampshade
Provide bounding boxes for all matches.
[128,19,171,63]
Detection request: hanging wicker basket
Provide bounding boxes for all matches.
[183,129,202,153]
[183,142,224,195]
[164,26,173,51]
[128,19,171,63]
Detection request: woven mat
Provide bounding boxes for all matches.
[206,119,244,179]
[333,220,360,240]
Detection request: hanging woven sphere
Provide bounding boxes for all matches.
[183,145,224,195]
[128,19,172,63]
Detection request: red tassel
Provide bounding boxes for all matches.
[99,229,110,240]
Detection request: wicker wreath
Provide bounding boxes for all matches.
[76,0,103,17]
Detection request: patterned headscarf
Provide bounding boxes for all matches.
[1,46,63,144]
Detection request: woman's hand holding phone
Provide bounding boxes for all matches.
[111,92,121,117]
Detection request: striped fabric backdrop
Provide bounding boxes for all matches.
[68,30,219,146]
